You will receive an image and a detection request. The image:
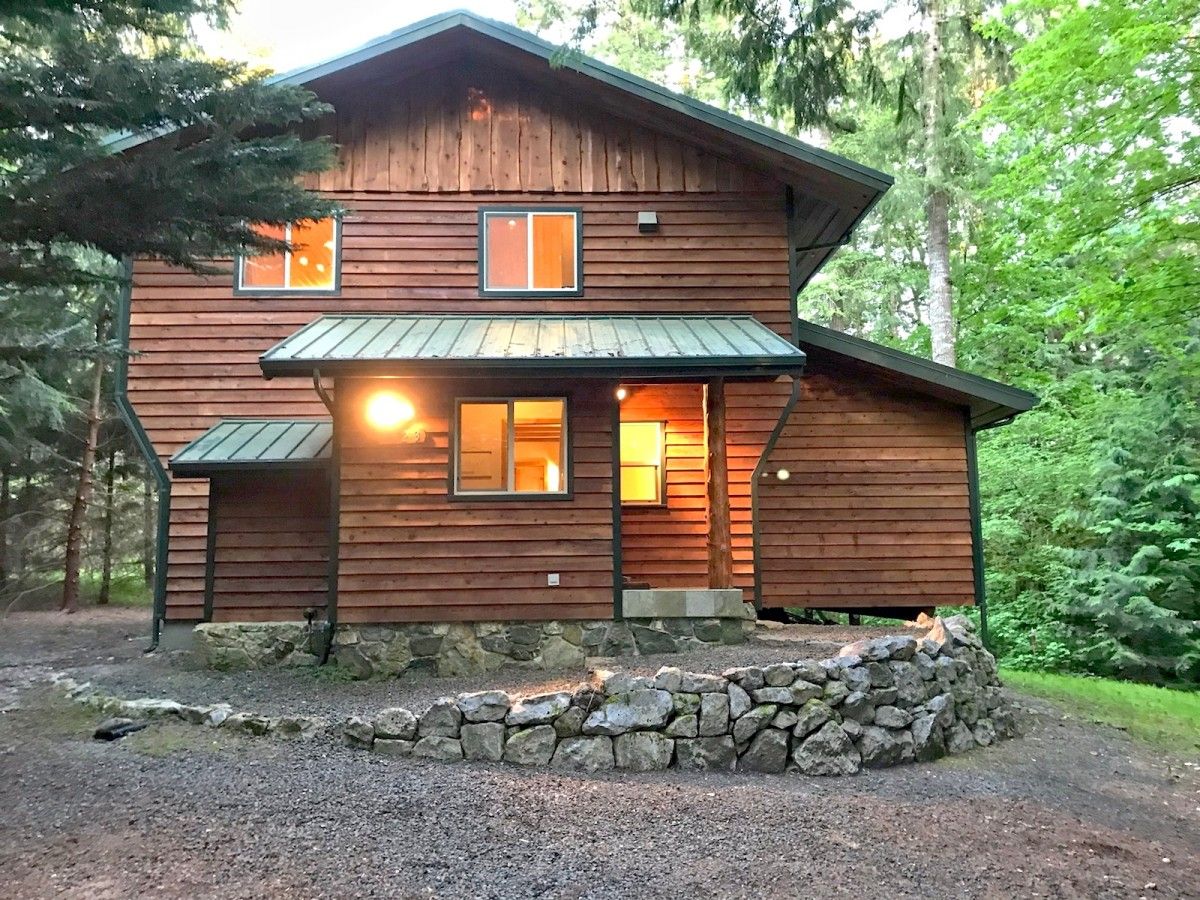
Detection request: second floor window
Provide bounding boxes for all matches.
[480,208,581,295]
[238,218,340,292]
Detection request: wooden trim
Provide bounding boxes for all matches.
[202,482,218,623]
[705,377,733,589]
[964,410,988,645]
[611,386,623,619]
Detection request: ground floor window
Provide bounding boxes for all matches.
[620,420,666,505]
[454,398,567,496]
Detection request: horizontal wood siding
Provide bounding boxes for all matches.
[619,383,708,588]
[335,377,615,623]
[210,471,329,622]
[750,358,974,609]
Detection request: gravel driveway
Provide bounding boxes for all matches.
[1,609,1198,899]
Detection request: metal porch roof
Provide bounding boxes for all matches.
[170,419,333,475]
[258,314,806,378]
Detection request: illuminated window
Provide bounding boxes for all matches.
[620,421,665,505]
[455,398,567,495]
[238,218,339,292]
[480,209,580,294]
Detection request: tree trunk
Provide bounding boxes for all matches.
[97,445,117,605]
[923,0,956,367]
[705,378,734,589]
[61,306,110,613]
[0,463,10,592]
[142,475,154,585]
[16,458,32,578]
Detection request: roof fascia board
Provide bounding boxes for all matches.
[794,319,1038,415]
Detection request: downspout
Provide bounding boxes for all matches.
[963,411,988,648]
[751,376,803,610]
[313,369,339,664]
[114,258,171,652]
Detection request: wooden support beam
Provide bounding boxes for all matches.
[705,377,734,589]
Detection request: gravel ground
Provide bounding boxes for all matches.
[2,609,1199,899]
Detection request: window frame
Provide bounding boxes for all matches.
[450,395,572,501]
[477,206,584,298]
[234,217,343,297]
[619,419,668,508]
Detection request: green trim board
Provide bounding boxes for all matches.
[170,419,333,475]
[100,11,891,198]
[114,258,170,647]
[792,319,1038,429]
[260,314,807,378]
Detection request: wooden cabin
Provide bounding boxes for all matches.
[118,12,1035,644]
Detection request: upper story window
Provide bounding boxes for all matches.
[479,208,581,296]
[237,218,340,293]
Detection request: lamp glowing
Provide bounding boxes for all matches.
[776,468,791,481]
[615,386,628,401]
[365,392,414,431]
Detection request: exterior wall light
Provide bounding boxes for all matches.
[365,391,414,431]
[615,386,628,401]
[637,211,659,233]
[776,468,791,481]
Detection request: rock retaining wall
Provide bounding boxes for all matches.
[344,615,1016,775]
[194,611,756,678]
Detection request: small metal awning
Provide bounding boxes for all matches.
[170,419,332,475]
[259,314,806,378]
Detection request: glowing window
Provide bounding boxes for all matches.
[455,398,567,495]
[238,218,339,291]
[620,421,665,505]
[481,209,579,293]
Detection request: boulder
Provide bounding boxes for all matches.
[224,712,275,736]
[750,686,794,705]
[653,666,684,692]
[856,725,909,768]
[821,680,851,707]
[727,682,752,720]
[739,728,789,774]
[540,635,586,670]
[790,680,824,704]
[413,735,464,762]
[792,700,833,740]
[552,736,615,772]
[583,689,673,736]
[839,637,891,662]
[672,692,701,716]
[722,666,765,691]
[732,704,777,745]
[630,624,679,655]
[945,720,976,755]
[866,662,894,689]
[680,672,727,694]
[503,725,558,765]
[791,660,828,685]
[506,691,572,727]
[274,715,325,740]
[873,705,914,729]
[913,651,937,681]
[419,699,463,738]
[343,716,374,750]
[991,707,1019,739]
[456,691,510,723]
[911,715,945,762]
[763,663,795,687]
[973,719,997,747]
[791,721,861,776]
[373,707,418,740]
[675,736,737,771]
[119,698,184,719]
[553,707,586,739]
[461,723,506,762]
[890,661,927,707]
[602,672,653,694]
[699,692,730,737]
[614,732,674,771]
[665,714,698,738]
[840,691,875,724]
[374,739,415,757]
[880,635,918,660]
[841,666,872,694]
[926,693,956,728]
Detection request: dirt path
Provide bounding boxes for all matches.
[1,610,1197,899]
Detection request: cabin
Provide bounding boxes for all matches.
[116,12,1035,667]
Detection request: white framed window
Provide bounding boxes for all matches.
[237,218,340,293]
[479,208,581,295]
[454,398,568,496]
[620,420,666,505]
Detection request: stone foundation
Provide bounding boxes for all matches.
[194,607,756,678]
[341,614,1014,775]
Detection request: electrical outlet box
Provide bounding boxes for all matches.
[547,573,560,587]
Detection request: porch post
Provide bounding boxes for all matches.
[705,377,734,589]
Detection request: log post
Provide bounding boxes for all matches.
[705,377,734,589]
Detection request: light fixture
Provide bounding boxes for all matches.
[365,391,414,431]
[615,386,628,401]
[637,211,659,233]
[776,468,791,481]
[297,255,309,266]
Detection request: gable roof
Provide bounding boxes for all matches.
[794,320,1038,430]
[102,10,891,199]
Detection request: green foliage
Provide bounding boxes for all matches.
[1002,668,1200,753]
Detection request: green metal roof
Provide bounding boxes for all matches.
[793,319,1038,430]
[170,419,332,475]
[101,11,891,196]
[259,314,806,378]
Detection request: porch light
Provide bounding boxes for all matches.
[615,386,628,401]
[776,468,791,481]
[365,391,414,431]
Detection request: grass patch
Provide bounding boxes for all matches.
[1002,668,1200,754]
